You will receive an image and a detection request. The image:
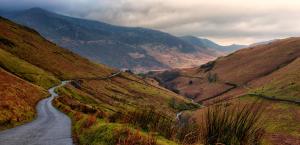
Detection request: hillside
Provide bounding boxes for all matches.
[180,36,246,53]
[1,8,218,72]
[0,68,47,130]
[151,38,300,103]
[149,37,300,144]
[0,16,198,144]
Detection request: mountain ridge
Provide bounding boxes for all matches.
[1,8,219,72]
[180,35,246,53]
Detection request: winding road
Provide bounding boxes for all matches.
[0,81,73,145]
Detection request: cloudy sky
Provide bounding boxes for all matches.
[1,0,300,45]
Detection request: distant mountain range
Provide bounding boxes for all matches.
[0,8,244,72]
[180,36,246,53]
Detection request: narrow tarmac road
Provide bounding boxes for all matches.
[0,81,73,145]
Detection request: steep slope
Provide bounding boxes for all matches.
[249,57,300,101]
[1,8,217,71]
[0,16,112,79]
[0,68,47,130]
[180,36,246,53]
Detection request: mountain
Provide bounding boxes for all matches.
[0,16,199,144]
[0,8,218,72]
[148,37,300,144]
[180,36,246,53]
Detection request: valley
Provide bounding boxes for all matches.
[0,3,299,145]
[0,16,198,145]
[0,8,245,72]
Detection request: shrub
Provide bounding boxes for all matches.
[176,114,201,144]
[207,72,218,83]
[200,101,265,145]
[200,61,215,72]
[115,128,157,145]
[158,71,180,82]
[84,115,97,128]
[108,111,123,123]
[0,37,16,48]
[74,112,83,121]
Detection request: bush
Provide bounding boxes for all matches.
[169,98,200,111]
[84,115,97,128]
[74,112,83,121]
[115,128,157,145]
[0,37,15,48]
[200,61,215,72]
[158,71,180,82]
[200,101,265,145]
[207,72,218,83]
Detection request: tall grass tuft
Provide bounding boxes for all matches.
[118,107,201,144]
[84,114,97,128]
[200,101,265,145]
[115,128,157,145]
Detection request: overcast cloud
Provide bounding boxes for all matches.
[1,0,300,45]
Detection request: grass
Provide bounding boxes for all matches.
[239,95,300,144]
[53,83,200,145]
[0,17,113,80]
[199,101,265,145]
[169,97,201,111]
[254,58,300,101]
[0,68,47,130]
[73,72,196,115]
[0,48,60,89]
[53,98,179,145]
[55,85,269,145]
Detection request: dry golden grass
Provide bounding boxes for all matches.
[0,68,47,130]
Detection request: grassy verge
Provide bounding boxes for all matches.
[53,83,203,145]
[53,97,179,145]
[0,68,48,130]
[199,101,265,145]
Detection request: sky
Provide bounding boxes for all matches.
[1,0,300,45]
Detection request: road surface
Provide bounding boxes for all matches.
[0,81,73,145]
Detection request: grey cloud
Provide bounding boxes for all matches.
[1,0,300,44]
